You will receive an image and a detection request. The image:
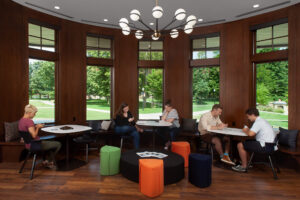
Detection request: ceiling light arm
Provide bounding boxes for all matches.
[170,19,193,30]
[138,19,154,31]
[161,17,177,31]
[156,19,158,31]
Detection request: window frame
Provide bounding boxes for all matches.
[28,19,58,52]
[251,18,288,54]
[138,40,164,61]
[191,32,220,60]
[27,19,59,124]
[86,33,114,59]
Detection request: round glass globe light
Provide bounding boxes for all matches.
[130,9,140,21]
[152,6,163,19]
[119,18,129,28]
[186,15,197,26]
[170,29,179,38]
[184,24,193,34]
[122,26,130,35]
[135,30,143,39]
[175,8,186,20]
[152,34,159,40]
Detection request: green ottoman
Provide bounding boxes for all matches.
[100,145,121,175]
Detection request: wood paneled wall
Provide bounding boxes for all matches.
[288,4,300,146]
[0,0,300,143]
[0,0,28,141]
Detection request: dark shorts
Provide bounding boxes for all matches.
[243,140,265,153]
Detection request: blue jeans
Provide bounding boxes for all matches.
[157,127,180,145]
[115,126,140,149]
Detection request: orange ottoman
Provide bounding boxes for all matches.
[139,159,164,198]
[171,141,191,167]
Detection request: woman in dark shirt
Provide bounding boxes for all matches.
[114,103,140,149]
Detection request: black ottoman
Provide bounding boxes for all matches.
[120,149,184,185]
[188,154,212,188]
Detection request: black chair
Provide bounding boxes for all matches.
[73,133,96,163]
[246,141,280,180]
[19,131,56,180]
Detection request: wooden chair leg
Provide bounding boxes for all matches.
[19,152,31,173]
[30,154,37,180]
[268,155,278,180]
[246,152,255,171]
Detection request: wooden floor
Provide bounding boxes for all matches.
[1,151,300,200]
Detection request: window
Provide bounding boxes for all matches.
[192,67,220,120]
[28,23,55,52]
[256,61,288,128]
[29,59,55,123]
[138,68,163,119]
[86,66,111,120]
[255,23,288,53]
[86,35,112,58]
[192,35,220,60]
[139,41,163,60]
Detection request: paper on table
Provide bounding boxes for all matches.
[136,151,168,158]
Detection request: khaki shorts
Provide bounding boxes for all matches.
[201,133,226,144]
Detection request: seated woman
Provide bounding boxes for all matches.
[18,104,61,169]
[158,100,180,150]
[114,103,141,149]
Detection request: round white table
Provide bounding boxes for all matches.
[136,120,172,149]
[42,125,92,171]
[208,127,248,137]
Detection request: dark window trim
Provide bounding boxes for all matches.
[87,33,114,40]
[190,32,220,40]
[28,19,60,30]
[250,18,288,31]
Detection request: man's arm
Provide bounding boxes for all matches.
[242,127,256,137]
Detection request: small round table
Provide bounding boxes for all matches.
[120,148,184,185]
[42,124,92,171]
[136,120,172,149]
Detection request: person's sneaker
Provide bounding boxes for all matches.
[221,155,235,165]
[232,165,247,173]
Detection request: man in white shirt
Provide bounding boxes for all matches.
[198,104,235,165]
[232,108,276,172]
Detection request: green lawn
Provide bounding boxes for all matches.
[29,100,54,119]
[86,110,110,120]
[260,111,288,128]
[86,99,110,110]
[29,99,288,128]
